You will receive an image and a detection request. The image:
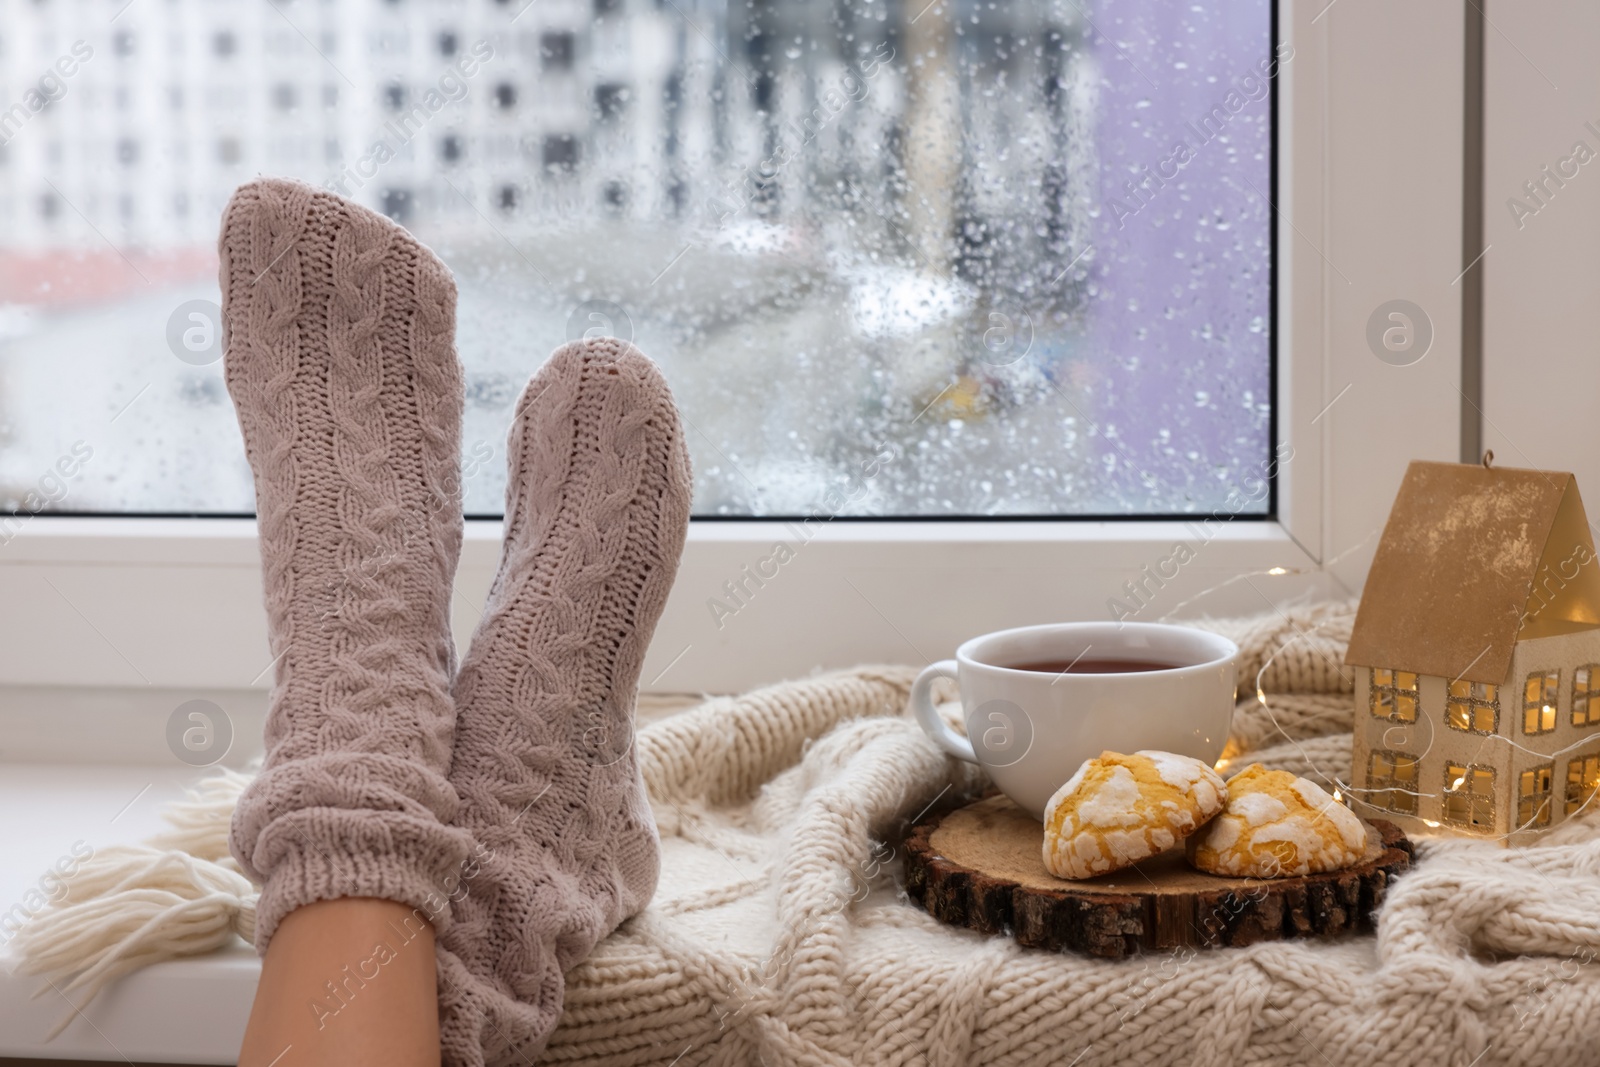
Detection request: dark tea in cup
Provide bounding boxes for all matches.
[1006,657,1182,674]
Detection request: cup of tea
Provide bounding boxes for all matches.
[910,622,1240,820]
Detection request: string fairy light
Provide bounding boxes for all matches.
[1156,527,1380,625]
[1167,521,1600,844]
[1247,624,1600,841]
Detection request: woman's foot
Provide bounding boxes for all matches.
[220,177,476,953]
[435,339,692,1066]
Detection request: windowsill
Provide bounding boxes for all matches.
[0,695,703,1063]
[0,515,1322,696]
[0,763,254,1064]
[0,514,1286,564]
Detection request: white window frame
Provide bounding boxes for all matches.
[0,1,1467,721]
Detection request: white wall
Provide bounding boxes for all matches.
[1482,2,1600,499]
[1320,0,1465,591]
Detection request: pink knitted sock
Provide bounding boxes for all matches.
[220,177,477,951]
[435,339,692,1066]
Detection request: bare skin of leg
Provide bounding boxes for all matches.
[238,897,441,1067]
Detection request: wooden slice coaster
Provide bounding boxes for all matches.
[902,793,1412,959]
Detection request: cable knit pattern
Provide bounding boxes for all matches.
[220,177,476,951]
[22,607,1600,1064]
[435,340,693,1067]
[538,629,1600,1067]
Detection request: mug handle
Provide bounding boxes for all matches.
[910,659,978,762]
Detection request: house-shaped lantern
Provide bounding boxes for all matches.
[1346,459,1600,845]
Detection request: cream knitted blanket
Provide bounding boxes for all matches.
[16,603,1600,1065]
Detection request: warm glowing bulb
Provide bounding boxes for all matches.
[1267,566,1288,576]
[1423,819,1441,828]
[1332,788,1343,804]
[1451,777,1466,790]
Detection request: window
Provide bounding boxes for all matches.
[0,1,1274,519]
[1567,754,1600,817]
[380,188,413,224]
[1371,668,1419,724]
[542,133,580,173]
[595,83,629,121]
[1518,764,1552,829]
[1446,678,1498,733]
[541,31,575,71]
[1443,764,1496,831]
[20,0,1470,701]
[1366,750,1419,816]
[1573,666,1600,727]
[1524,670,1560,735]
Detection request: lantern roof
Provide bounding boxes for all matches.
[1346,460,1600,686]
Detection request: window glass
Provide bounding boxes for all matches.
[1446,678,1497,734]
[0,0,1274,518]
[1567,753,1600,817]
[1523,670,1559,735]
[1366,749,1417,816]
[1573,665,1600,727]
[1443,763,1495,830]
[1371,666,1418,723]
[1517,764,1551,829]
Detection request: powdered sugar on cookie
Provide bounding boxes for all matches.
[1188,763,1368,878]
[1042,750,1228,880]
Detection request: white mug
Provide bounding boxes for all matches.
[910,622,1239,820]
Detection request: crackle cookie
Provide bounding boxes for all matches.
[1187,763,1367,878]
[1041,750,1227,879]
